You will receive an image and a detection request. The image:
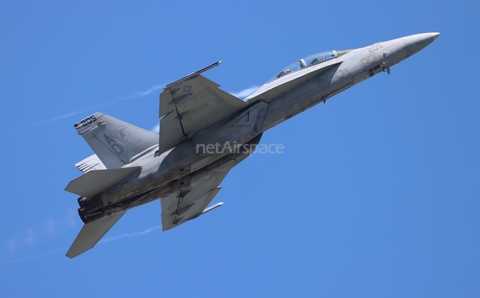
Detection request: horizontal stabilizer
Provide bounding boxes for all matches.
[65,167,141,197]
[66,211,126,258]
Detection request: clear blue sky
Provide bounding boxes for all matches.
[1,1,478,297]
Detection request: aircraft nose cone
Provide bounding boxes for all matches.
[403,32,440,56]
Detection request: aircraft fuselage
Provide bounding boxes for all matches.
[77,33,439,225]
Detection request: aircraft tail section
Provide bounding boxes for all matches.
[74,112,158,168]
[66,211,126,258]
[75,154,106,172]
[65,166,142,197]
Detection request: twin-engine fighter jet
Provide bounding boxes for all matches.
[66,32,439,258]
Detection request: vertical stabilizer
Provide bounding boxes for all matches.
[74,112,158,168]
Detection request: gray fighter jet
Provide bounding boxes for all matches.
[66,32,439,258]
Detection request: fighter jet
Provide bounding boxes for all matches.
[65,32,439,258]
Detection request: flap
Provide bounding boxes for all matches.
[65,167,141,197]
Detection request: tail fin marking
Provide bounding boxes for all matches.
[74,112,158,168]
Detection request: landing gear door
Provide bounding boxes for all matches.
[381,50,391,74]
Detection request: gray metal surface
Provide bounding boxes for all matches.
[65,167,141,197]
[159,75,247,155]
[75,112,158,168]
[65,32,440,258]
[161,166,230,231]
[66,211,126,258]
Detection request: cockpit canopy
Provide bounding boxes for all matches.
[268,50,349,83]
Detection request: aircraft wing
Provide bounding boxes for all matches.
[160,166,231,231]
[158,62,248,155]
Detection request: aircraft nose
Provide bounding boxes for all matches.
[403,32,440,56]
